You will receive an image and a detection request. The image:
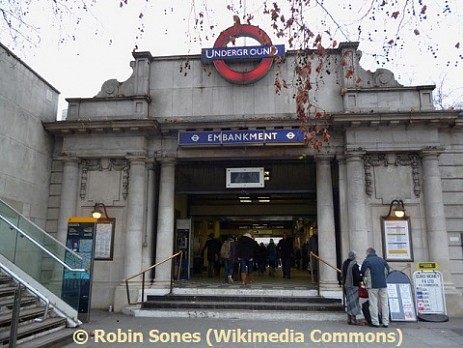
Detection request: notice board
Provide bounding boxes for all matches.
[413,271,447,321]
[62,217,97,323]
[387,270,417,322]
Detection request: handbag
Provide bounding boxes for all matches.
[359,286,368,299]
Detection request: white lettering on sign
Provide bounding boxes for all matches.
[204,46,275,59]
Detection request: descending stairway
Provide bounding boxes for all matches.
[0,272,74,347]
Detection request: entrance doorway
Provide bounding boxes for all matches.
[186,216,318,286]
[174,159,322,287]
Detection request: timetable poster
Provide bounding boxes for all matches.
[382,219,413,261]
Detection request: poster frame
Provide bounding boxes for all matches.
[94,218,116,261]
[381,216,414,262]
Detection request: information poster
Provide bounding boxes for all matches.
[387,271,417,322]
[381,218,413,261]
[413,271,446,315]
[94,219,115,260]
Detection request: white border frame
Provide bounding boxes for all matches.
[226,167,264,188]
[381,217,413,261]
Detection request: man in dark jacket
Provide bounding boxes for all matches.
[237,231,258,287]
[201,233,222,278]
[277,233,294,279]
[361,247,390,328]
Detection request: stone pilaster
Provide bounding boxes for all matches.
[421,150,452,280]
[345,149,370,257]
[142,163,156,272]
[124,155,147,279]
[336,155,350,261]
[421,147,463,315]
[154,159,176,284]
[315,154,339,291]
[56,156,80,244]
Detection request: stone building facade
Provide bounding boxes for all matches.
[1,26,463,316]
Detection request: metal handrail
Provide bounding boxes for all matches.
[309,251,344,305]
[310,251,342,274]
[0,215,85,272]
[124,251,183,305]
[0,263,51,322]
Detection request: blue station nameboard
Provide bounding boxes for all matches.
[178,129,305,146]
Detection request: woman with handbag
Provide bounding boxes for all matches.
[342,251,364,325]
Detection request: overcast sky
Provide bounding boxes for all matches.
[2,0,462,117]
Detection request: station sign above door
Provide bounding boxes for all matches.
[178,129,304,146]
[201,24,285,84]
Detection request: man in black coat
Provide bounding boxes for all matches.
[277,233,294,279]
[237,231,258,287]
[201,233,222,277]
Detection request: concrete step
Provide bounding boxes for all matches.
[0,270,72,348]
[143,294,343,312]
[0,317,67,346]
[16,327,75,348]
[0,307,46,327]
[128,306,346,321]
[0,295,38,309]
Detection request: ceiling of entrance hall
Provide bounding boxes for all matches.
[175,160,316,203]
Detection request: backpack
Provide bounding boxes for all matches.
[220,240,232,259]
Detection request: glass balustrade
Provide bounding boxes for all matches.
[0,199,84,311]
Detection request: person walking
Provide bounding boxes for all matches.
[201,233,222,278]
[277,233,294,279]
[342,251,363,325]
[256,242,268,275]
[266,239,278,277]
[220,236,234,284]
[301,238,309,271]
[237,231,258,287]
[308,229,319,280]
[361,247,390,328]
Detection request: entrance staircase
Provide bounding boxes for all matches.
[0,271,74,347]
[0,199,83,347]
[129,278,345,321]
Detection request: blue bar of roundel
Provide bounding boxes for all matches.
[201,44,285,61]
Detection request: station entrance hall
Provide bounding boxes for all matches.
[174,158,324,285]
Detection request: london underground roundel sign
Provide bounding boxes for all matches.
[201,24,285,85]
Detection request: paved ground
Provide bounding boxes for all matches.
[63,309,463,348]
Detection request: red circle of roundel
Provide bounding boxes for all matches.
[213,24,274,85]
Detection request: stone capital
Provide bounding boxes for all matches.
[344,147,366,161]
[157,158,177,166]
[420,146,444,158]
[126,152,148,164]
[57,154,80,164]
[314,153,334,161]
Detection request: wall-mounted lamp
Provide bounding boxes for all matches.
[388,199,406,219]
[91,203,110,220]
